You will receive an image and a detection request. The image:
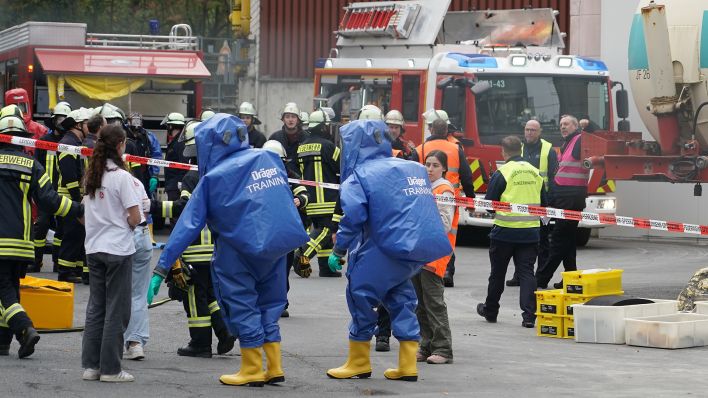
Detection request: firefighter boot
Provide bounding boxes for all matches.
[291,249,312,278]
[383,340,419,382]
[18,326,40,359]
[326,340,372,379]
[219,347,266,387]
[177,344,212,358]
[263,342,285,384]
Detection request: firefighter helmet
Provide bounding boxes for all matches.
[0,104,24,119]
[281,102,301,120]
[60,108,92,131]
[0,115,28,136]
[181,120,201,158]
[308,109,331,129]
[422,109,450,125]
[162,112,185,126]
[99,103,126,122]
[262,140,287,159]
[53,102,72,117]
[358,104,383,121]
[200,109,215,121]
[238,102,261,125]
[385,110,405,126]
[129,112,143,127]
[299,111,310,127]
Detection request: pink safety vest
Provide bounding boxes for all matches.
[554,133,588,187]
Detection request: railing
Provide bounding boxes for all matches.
[85,30,198,51]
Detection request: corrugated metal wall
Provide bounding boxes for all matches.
[259,0,570,79]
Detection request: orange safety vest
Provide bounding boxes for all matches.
[423,180,458,279]
[416,139,461,195]
[392,148,402,158]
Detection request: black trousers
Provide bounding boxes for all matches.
[285,251,294,309]
[52,217,63,270]
[182,262,229,347]
[511,222,549,280]
[485,240,537,323]
[0,262,32,345]
[33,210,55,266]
[536,194,586,288]
[444,253,456,278]
[58,216,85,277]
[375,305,391,338]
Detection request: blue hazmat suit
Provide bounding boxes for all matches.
[333,120,452,342]
[156,114,309,348]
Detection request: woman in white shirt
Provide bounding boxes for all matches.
[81,125,141,383]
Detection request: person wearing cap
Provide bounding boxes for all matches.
[291,108,341,279]
[0,110,82,359]
[385,110,416,161]
[163,112,187,201]
[57,108,91,283]
[269,102,308,176]
[147,120,235,358]
[31,101,72,273]
[238,102,266,149]
[415,110,476,288]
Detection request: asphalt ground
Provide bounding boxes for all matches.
[1,233,707,397]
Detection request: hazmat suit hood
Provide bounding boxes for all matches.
[195,113,250,177]
[339,119,391,182]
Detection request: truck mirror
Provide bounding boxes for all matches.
[471,80,491,96]
[616,88,629,119]
[442,85,464,112]
[436,77,453,89]
[618,119,630,132]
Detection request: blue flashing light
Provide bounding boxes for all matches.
[315,58,327,68]
[446,53,498,68]
[575,57,608,71]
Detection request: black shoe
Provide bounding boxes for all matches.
[319,270,342,278]
[505,278,520,287]
[57,274,82,284]
[375,337,390,352]
[553,281,564,290]
[216,335,235,355]
[0,344,9,356]
[280,309,289,318]
[177,344,212,358]
[476,303,497,323]
[18,327,40,359]
[443,275,454,288]
[522,321,535,328]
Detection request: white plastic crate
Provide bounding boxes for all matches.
[573,300,677,344]
[625,313,708,349]
[694,301,708,315]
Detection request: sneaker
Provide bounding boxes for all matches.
[100,370,134,382]
[18,326,40,359]
[426,354,453,364]
[505,277,520,287]
[476,303,497,323]
[124,343,144,360]
[375,337,390,352]
[82,368,100,381]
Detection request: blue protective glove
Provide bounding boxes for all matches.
[147,274,164,305]
[149,177,158,194]
[328,253,344,273]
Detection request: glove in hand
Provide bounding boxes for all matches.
[147,274,164,304]
[328,253,344,273]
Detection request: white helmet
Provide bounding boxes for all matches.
[385,110,404,126]
[262,140,287,159]
[200,109,215,121]
[422,109,450,125]
[99,103,126,122]
[60,107,92,131]
[358,104,383,120]
[299,111,310,126]
[281,102,301,120]
[162,112,186,126]
[238,102,261,125]
[52,102,72,117]
[308,109,331,129]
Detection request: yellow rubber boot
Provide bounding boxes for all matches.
[263,342,285,384]
[219,347,266,387]
[326,340,372,379]
[384,340,419,382]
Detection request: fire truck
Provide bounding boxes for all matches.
[0,21,210,132]
[313,0,619,245]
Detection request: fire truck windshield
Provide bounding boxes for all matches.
[316,75,392,122]
[459,75,609,146]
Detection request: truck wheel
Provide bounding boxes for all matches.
[576,227,591,247]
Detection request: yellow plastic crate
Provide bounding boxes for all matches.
[19,276,74,330]
[535,289,564,315]
[561,269,623,296]
[563,292,624,316]
[536,314,565,338]
[564,316,575,339]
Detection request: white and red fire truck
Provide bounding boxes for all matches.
[313,0,619,245]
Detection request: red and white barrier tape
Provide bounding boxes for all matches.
[5,134,707,235]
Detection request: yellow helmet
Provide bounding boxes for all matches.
[358,104,383,120]
[0,115,28,136]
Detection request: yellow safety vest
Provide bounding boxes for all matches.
[494,160,543,229]
[521,138,552,188]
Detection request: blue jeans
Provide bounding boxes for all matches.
[124,226,152,347]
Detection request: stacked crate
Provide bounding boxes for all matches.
[536,269,624,339]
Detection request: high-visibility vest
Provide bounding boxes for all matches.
[521,138,552,188]
[392,148,402,158]
[554,133,588,187]
[424,179,458,278]
[493,160,543,229]
[416,139,461,195]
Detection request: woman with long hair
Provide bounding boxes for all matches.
[81,124,142,382]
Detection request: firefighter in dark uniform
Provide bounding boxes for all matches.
[385,110,417,161]
[149,121,235,358]
[238,102,267,149]
[476,136,545,328]
[31,101,71,273]
[57,108,91,283]
[163,112,187,201]
[269,102,309,177]
[0,111,81,358]
[292,108,341,278]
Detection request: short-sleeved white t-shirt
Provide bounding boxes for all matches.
[130,176,149,224]
[84,159,141,256]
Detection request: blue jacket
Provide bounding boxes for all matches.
[147,130,162,177]
[156,114,309,274]
[334,120,451,264]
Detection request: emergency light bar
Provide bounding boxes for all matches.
[338,3,421,39]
